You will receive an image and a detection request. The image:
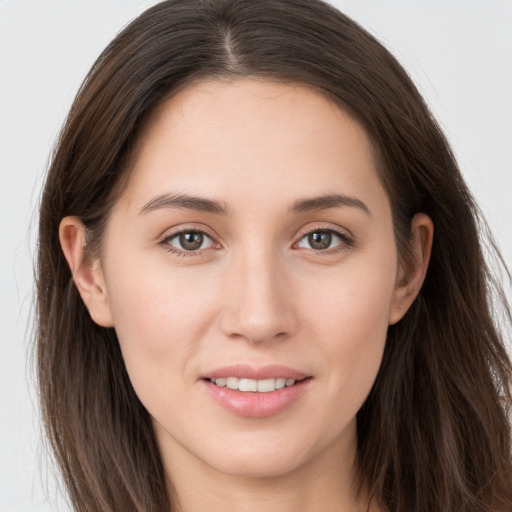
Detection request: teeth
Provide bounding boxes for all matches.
[276,379,286,389]
[257,378,276,392]
[225,377,239,390]
[275,378,286,389]
[239,378,258,392]
[211,377,298,392]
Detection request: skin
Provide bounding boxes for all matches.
[60,79,433,512]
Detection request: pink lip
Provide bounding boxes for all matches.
[201,364,312,418]
[202,364,308,381]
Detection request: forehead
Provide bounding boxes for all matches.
[120,78,388,215]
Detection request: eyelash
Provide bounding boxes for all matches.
[159,227,215,257]
[159,225,353,257]
[294,225,353,255]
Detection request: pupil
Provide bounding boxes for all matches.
[180,232,203,250]
[309,231,331,250]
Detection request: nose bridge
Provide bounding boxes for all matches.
[220,242,294,343]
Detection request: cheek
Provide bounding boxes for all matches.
[301,256,396,399]
[103,257,219,393]
[303,254,396,342]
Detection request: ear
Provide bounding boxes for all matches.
[59,216,114,327]
[389,213,434,325]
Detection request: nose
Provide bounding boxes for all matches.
[219,247,297,344]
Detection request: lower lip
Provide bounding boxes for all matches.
[202,378,312,418]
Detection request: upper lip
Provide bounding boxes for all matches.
[202,364,309,381]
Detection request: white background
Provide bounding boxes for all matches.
[1,1,511,510]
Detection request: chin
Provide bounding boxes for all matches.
[191,427,335,480]
[206,448,309,479]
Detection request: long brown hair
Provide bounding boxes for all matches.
[36,1,512,510]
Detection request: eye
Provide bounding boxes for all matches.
[296,229,348,252]
[162,230,215,253]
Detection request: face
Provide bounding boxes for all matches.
[75,79,418,481]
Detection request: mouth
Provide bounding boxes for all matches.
[201,365,312,417]
[207,376,306,393]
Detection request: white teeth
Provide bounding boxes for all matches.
[239,378,258,392]
[211,377,299,392]
[257,378,276,393]
[275,378,286,389]
[225,377,239,390]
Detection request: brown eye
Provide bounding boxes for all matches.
[308,231,332,250]
[297,229,347,251]
[180,232,203,250]
[165,231,214,252]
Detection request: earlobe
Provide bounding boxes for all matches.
[389,213,434,325]
[59,216,114,327]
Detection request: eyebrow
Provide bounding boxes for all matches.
[139,193,230,216]
[290,194,371,216]
[139,192,370,216]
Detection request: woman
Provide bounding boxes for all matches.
[36,0,512,511]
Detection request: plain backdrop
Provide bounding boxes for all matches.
[1,1,511,510]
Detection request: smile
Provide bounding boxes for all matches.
[203,374,312,418]
[209,377,298,392]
